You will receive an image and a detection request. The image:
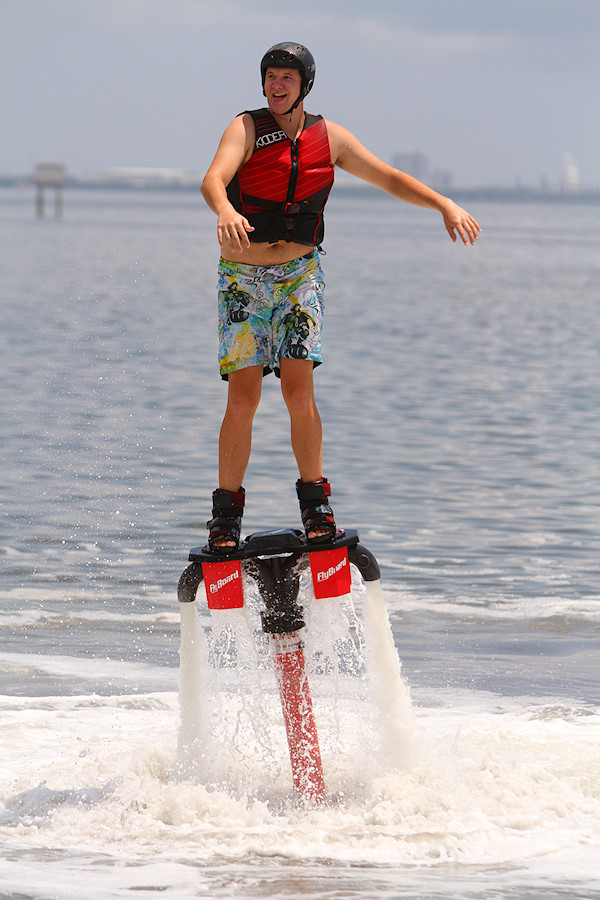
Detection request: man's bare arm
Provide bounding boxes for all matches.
[201,115,256,250]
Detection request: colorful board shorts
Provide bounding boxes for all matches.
[217,251,325,379]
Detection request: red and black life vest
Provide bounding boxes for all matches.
[226,108,335,247]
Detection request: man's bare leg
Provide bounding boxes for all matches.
[280,358,335,540]
[209,366,262,550]
[279,358,323,482]
[218,365,263,490]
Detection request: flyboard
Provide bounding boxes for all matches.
[177,528,399,802]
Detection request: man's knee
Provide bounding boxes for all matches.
[280,366,317,416]
[226,367,263,417]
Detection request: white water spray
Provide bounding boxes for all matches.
[363,579,416,767]
[176,599,212,777]
[176,567,416,794]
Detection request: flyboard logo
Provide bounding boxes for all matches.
[256,130,287,148]
[309,547,352,599]
[202,560,244,610]
[209,570,240,593]
[316,557,347,582]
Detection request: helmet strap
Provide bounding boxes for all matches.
[281,98,301,117]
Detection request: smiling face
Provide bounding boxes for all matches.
[263,67,303,115]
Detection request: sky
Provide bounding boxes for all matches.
[1,0,599,188]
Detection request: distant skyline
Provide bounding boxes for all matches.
[2,0,599,188]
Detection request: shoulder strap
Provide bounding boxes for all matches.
[303,113,322,129]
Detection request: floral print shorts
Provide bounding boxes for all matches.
[217,251,324,379]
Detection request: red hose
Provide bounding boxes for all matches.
[271,632,325,802]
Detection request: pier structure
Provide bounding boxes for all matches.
[34,163,67,218]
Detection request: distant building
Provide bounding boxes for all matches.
[392,150,430,183]
[431,168,453,193]
[392,150,453,191]
[96,167,201,188]
[561,152,580,193]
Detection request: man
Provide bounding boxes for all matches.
[201,42,481,553]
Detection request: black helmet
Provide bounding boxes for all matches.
[260,42,316,112]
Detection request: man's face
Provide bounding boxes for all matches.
[264,67,302,114]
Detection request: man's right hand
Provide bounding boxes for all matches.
[217,206,255,251]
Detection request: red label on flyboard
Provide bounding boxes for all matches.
[202,560,244,609]
[309,547,351,599]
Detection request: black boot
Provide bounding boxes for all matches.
[206,487,245,553]
[296,478,336,544]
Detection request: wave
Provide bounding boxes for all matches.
[0,651,178,687]
[0,606,180,629]
[0,689,598,886]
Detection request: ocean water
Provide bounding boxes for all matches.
[1,185,599,899]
